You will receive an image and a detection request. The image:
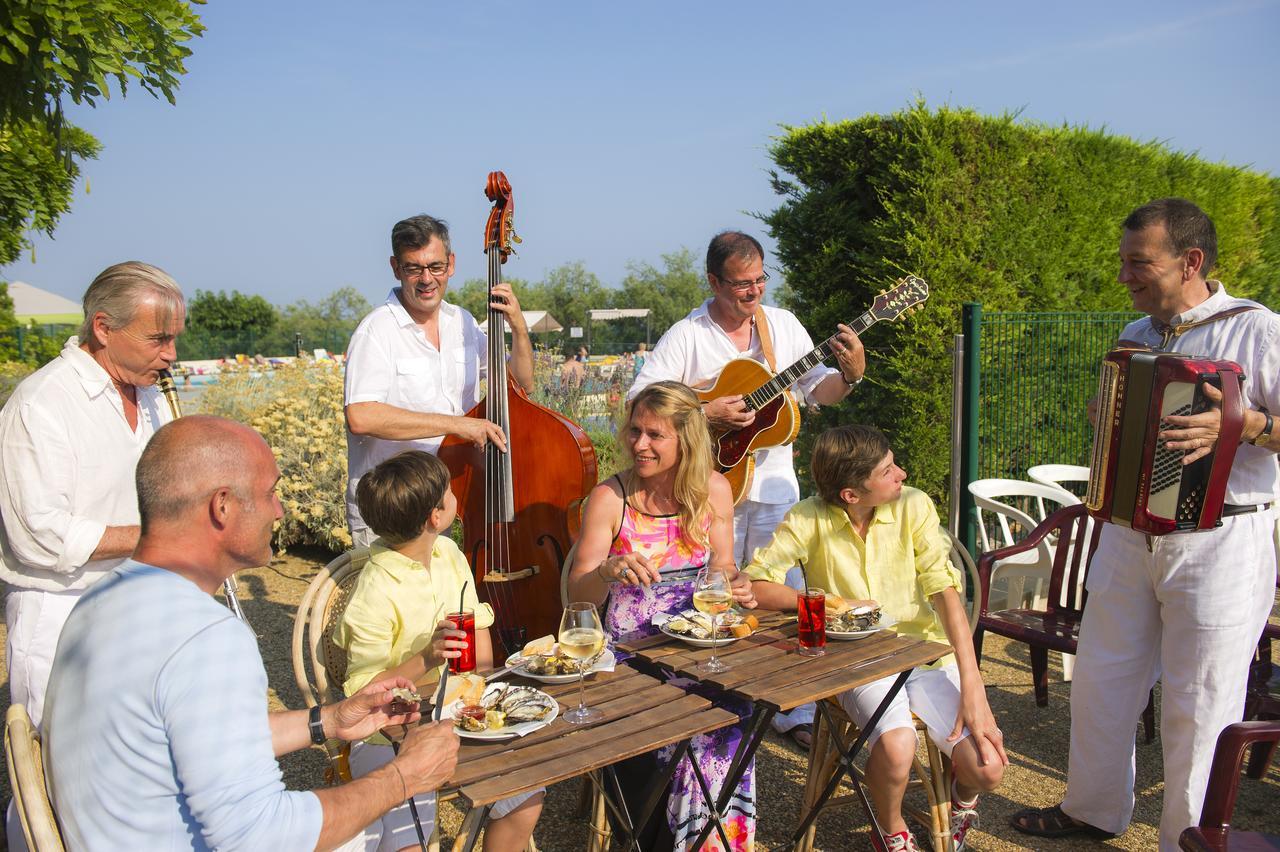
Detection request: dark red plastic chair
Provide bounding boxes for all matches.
[972,503,1156,742]
[1178,720,1280,851]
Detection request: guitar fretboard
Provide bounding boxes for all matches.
[745,310,878,411]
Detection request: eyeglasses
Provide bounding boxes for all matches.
[397,261,450,279]
[717,272,769,292]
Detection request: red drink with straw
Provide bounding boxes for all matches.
[447,609,476,673]
[797,588,827,657]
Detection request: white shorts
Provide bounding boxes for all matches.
[348,742,539,851]
[836,663,967,758]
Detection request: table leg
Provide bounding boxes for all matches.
[789,668,913,847]
[596,739,693,851]
[453,803,492,852]
[687,703,776,850]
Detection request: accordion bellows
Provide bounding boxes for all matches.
[1086,349,1245,535]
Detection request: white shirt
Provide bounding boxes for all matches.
[344,289,489,532]
[629,300,838,504]
[0,337,170,592]
[45,561,323,851]
[1118,282,1280,504]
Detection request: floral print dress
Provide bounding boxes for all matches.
[604,477,755,852]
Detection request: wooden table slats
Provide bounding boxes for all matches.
[459,702,737,806]
[450,689,703,786]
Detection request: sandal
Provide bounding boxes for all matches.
[786,723,813,750]
[1010,804,1116,839]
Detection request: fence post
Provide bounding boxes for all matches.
[960,303,982,557]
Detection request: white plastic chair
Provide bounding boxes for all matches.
[1026,463,1089,505]
[967,479,1076,610]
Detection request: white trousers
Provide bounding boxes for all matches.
[5,586,86,852]
[5,586,86,730]
[1061,510,1276,850]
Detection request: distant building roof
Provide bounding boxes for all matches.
[7,281,82,323]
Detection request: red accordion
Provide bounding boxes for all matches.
[1085,349,1245,535]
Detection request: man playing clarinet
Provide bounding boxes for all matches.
[0,261,186,849]
[1013,198,1280,849]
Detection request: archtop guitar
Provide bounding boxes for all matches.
[697,275,929,504]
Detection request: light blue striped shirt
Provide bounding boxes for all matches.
[44,561,323,850]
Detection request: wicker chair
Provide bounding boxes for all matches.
[796,528,980,852]
[4,704,66,851]
[291,546,372,785]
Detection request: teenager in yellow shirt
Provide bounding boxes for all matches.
[745,426,1007,852]
[334,450,542,851]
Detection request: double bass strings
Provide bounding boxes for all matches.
[484,245,519,653]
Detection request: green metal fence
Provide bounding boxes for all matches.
[959,304,1141,552]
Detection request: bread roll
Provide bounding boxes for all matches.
[522,634,556,657]
[824,594,852,615]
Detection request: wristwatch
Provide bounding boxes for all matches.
[1251,410,1274,447]
[308,705,326,745]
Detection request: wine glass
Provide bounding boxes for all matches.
[559,602,606,724]
[694,565,733,673]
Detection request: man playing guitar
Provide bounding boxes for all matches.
[628,230,864,746]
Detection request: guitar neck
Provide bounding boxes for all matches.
[745,310,878,411]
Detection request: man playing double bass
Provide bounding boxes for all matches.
[344,214,535,547]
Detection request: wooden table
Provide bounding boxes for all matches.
[439,665,738,851]
[618,612,950,848]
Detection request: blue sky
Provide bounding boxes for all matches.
[4,0,1279,307]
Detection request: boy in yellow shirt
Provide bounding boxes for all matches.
[334,450,542,851]
[745,426,1006,852]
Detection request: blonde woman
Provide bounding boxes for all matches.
[568,380,755,852]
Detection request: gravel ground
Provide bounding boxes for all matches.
[2,547,1276,851]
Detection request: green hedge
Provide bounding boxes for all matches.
[765,100,1280,505]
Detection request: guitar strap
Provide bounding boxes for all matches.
[753,306,778,372]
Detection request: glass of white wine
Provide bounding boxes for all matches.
[559,601,606,724]
[694,565,733,673]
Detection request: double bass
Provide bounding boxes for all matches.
[438,172,598,656]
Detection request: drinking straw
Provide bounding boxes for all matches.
[798,559,811,595]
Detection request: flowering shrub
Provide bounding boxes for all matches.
[0,361,34,408]
[197,359,351,552]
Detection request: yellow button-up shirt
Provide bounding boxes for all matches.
[334,538,495,698]
[744,487,959,668]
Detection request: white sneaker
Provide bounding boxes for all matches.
[950,792,980,852]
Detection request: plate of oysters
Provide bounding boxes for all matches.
[445,682,559,740]
[824,598,896,640]
[655,610,759,648]
[505,634,617,684]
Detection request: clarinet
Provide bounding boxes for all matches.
[156,369,255,628]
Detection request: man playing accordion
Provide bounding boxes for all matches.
[1013,198,1280,849]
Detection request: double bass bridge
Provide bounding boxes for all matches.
[481,566,539,582]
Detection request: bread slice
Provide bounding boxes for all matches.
[441,672,486,706]
[824,594,852,615]
[521,634,556,657]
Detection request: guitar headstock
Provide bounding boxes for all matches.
[483,171,520,262]
[869,275,929,322]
